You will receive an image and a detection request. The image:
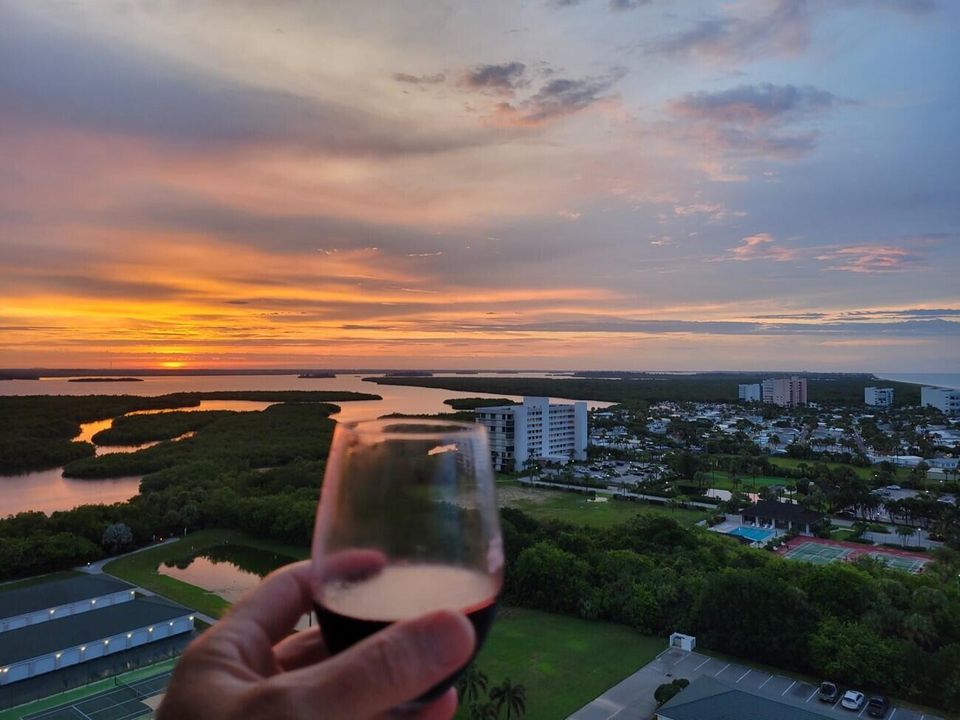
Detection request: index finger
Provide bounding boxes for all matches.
[217,560,314,645]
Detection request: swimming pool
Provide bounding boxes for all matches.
[727,526,776,542]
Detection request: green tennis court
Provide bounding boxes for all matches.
[21,672,170,720]
[782,542,851,564]
[868,552,927,574]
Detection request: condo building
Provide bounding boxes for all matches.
[762,377,808,407]
[475,396,588,472]
[864,387,894,407]
[921,386,960,415]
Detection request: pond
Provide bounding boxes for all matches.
[158,544,312,628]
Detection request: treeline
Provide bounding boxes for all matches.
[0,403,338,578]
[0,395,197,474]
[499,509,960,711]
[92,410,232,445]
[443,397,519,410]
[366,373,921,406]
[0,391,379,474]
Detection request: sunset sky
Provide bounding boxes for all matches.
[1,0,957,371]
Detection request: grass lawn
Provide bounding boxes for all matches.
[0,659,177,720]
[497,479,707,528]
[103,529,308,618]
[767,457,912,483]
[457,607,664,720]
[702,470,792,491]
[831,529,856,541]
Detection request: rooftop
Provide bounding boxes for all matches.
[659,676,837,720]
[0,574,135,620]
[743,499,823,524]
[0,596,191,665]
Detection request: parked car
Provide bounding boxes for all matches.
[867,695,890,717]
[841,690,866,711]
[818,682,840,703]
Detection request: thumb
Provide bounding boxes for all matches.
[275,610,475,719]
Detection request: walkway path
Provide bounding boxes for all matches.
[77,537,181,574]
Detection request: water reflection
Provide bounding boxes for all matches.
[159,544,310,628]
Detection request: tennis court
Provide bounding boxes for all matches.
[782,541,851,564]
[868,552,928,574]
[21,672,170,720]
[779,537,929,574]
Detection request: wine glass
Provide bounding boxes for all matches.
[311,418,503,705]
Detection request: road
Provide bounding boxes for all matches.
[519,478,719,510]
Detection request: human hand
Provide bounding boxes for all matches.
[157,560,476,720]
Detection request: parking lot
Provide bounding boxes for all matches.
[567,648,943,720]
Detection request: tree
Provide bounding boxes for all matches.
[897,525,916,548]
[457,665,489,705]
[490,678,526,720]
[469,701,500,720]
[101,522,133,554]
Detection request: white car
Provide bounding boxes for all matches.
[841,690,866,711]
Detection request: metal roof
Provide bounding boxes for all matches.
[659,676,837,720]
[0,597,191,666]
[0,574,135,619]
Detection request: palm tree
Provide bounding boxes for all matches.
[490,678,527,720]
[897,525,916,548]
[457,665,489,705]
[470,700,500,720]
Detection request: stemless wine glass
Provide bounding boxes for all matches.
[311,418,503,706]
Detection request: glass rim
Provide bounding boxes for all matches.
[337,417,486,441]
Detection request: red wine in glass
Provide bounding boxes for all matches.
[311,420,503,706]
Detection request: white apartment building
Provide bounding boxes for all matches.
[738,384,762,402]
[921,386,960,415]
[762,377,808,407]
[864,387,894,407]
[476,396,588,472]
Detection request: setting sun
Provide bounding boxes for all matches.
[160,361,186,369]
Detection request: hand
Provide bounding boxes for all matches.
[157,560,476,720]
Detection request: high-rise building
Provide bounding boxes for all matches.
[475,396,588,472]
[921,386,960,415]
[761,377,808,407]
[864,387,894,407]
[738,384,762,402]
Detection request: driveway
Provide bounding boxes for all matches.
[567,648,944,720]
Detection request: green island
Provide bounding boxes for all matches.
[0,390,379,474]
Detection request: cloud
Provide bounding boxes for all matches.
[0,7,489,159]
[664,83,842,160]
[727,235,931,272]
[392,72,446,85]
[673,202,747,223]
[729,233,799,261]
[461,62,527,95]
[669,84,838,125]
[645,0,935,61]
[548,0,653,10]
[494,68,626,125]
[608,0,654,10]
[815,245,923,273]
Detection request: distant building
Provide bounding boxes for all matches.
[657,675,837,720]
[762,377,808,407]
[738,384,762,402]
[476,396,587,472]
[741,500,823,536]
[921,386,960,415]
[864,387,894,407]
